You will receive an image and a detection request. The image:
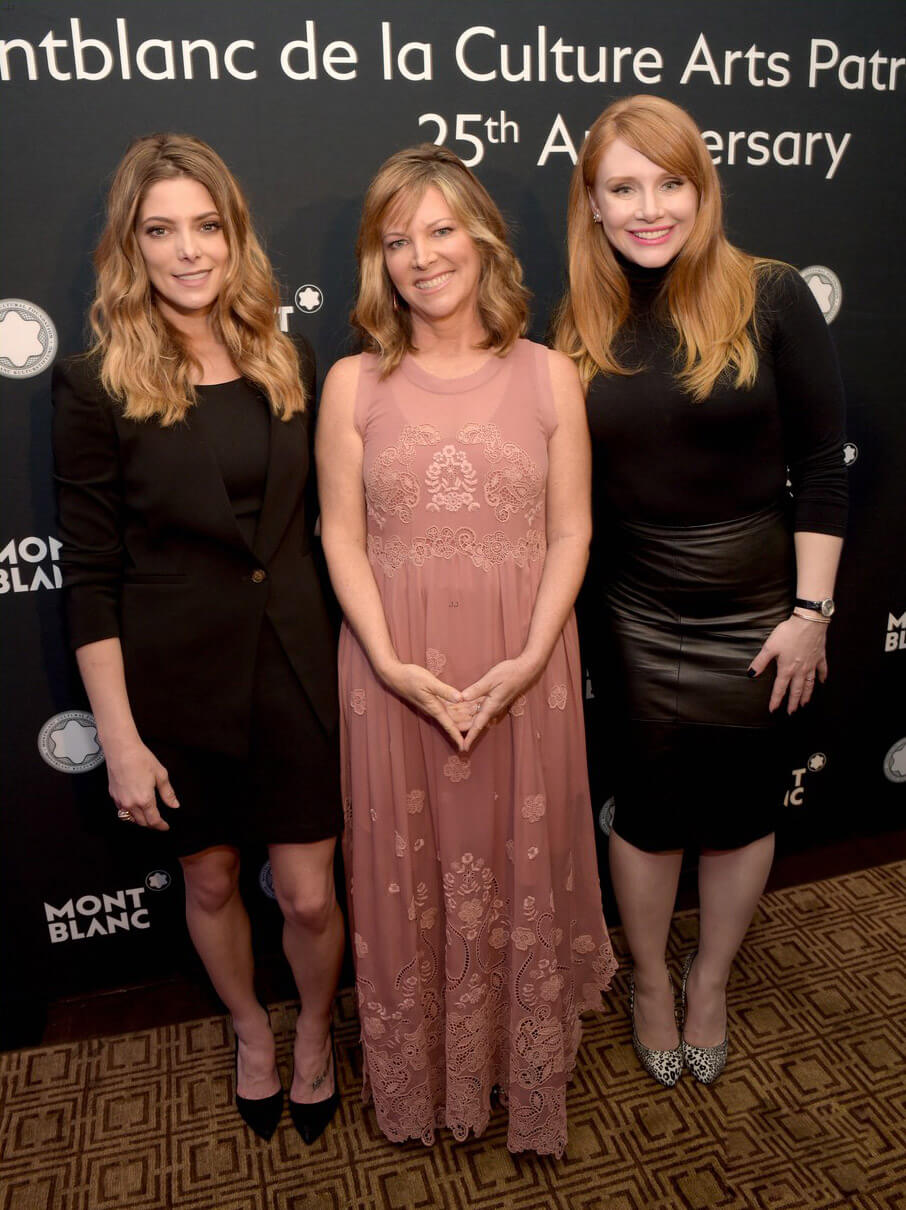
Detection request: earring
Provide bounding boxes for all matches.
[592,209,602,224]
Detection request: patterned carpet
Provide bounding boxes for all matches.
[2,861,904,1210]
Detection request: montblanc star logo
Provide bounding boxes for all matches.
[49,719,100,765]
[37,711,106,774]
[259,861,277,899]
[294,284,324,314]
[0,299,58,378]
[843,442,859,467]
[0,312,43,365]
[799,266,842,324]
[883,738,906,784]
[807,752,827,773]
[598,796,615,836]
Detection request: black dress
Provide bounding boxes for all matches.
[52,358,342,858]
[584,261,847,852]
[149,378,341,856]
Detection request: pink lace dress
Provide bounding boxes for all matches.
[338,339,616,1156]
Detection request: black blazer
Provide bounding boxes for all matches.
[51,338,338,756]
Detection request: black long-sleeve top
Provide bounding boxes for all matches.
[585,261,847,536]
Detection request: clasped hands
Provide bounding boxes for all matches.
[381,656,537,752]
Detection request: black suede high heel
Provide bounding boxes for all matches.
[289,1026,339,1145]
[234,1036,284,1140]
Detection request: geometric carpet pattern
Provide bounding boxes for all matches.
[2,861,904,1210]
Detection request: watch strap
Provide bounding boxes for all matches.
[794,596,834,618]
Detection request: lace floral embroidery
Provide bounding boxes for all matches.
[459,423,544,524]
[509,695,527,717]
[443,755,471,783]
[547,684,567,710]
[407,789,426,814]
[351,847,614,1150]
[522,795,546,822]
[365,424,439,528]
[368,527,545,577]
[511,926,536,951]
[443,853,505,950]
[425,445,481,513]
[349,690,367,715]
[426,648,447,675]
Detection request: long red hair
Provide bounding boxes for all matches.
[554,95,774,399]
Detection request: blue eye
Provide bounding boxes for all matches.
[201,220,222,232]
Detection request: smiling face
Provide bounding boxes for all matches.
[381,185,482,328]
[588,137,698,267]
[135,176,229,322]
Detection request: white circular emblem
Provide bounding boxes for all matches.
[799,266,842,324]
[0,299,58,379]
[258,861,277,899]
[294,284,324,314]
[842,442,859,467]
[807,752,827,773]
[598,796,615,836]
[145,869,172,892]
[883,738,906,784]
[37,710,105,774]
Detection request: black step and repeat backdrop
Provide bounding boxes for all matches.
[1,1,903,1045]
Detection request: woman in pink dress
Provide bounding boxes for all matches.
[317,145,615,1156]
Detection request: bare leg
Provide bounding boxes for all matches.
[685,833,775,1046]
[609,829,684,1049]
[268,839,344,1104]
[180,846,279,1099]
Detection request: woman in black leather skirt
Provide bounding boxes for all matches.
[555,95,846,1085]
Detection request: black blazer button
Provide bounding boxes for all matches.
[251,568,267,583]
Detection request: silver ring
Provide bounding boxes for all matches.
[116,808,134,822]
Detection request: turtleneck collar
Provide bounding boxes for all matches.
[614,249,674,302]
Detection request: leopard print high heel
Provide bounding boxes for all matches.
[628,971,683,1087]
[681,952,729,1085]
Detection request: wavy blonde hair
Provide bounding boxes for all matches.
[352,144,529,377]
[89,133,304,424]
[554,95,775,400]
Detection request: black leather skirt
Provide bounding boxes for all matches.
[602,507,794,852]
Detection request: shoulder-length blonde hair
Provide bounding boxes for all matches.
[554,94,774,400]
[89,133,304,425]
[352,144,530,377]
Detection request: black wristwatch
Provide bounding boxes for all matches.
[794,596,835,619]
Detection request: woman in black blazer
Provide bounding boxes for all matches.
[52,134,342,1143]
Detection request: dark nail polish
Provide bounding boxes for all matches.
[747,668,757,678]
